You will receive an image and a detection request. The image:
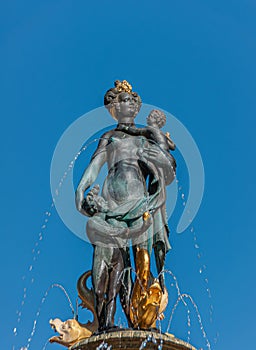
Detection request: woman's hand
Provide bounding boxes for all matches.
[137,145,169,167]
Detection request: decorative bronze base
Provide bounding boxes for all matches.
[70,329,196,350]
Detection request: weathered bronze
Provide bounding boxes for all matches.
[49,80,182,347]
[77,270,98,332]
[74,80,176,331]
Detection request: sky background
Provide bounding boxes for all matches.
[1,1,256,349]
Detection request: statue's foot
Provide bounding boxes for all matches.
[104,325,120,333]
[95,325,120,334]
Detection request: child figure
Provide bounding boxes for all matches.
[116,109,176,168]
[146,109,176,152]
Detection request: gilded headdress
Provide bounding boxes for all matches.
[104,80,142,120]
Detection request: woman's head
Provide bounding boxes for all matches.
[104,80,142,122]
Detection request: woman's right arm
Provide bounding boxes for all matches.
[75,134,109,215]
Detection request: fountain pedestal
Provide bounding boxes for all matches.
[70,329,196,350]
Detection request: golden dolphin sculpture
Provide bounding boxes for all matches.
[49,318,93,347]
[130,248,168,329]
[49,270,98,347]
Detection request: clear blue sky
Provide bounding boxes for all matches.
[1,1,256,349]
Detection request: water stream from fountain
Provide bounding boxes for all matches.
[167,293,211,350]
[12,138,103,349]
[19,284,75,350]
[176,182,218,346]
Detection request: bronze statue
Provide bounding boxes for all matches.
[75,80,176,331]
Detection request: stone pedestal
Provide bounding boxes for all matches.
[70,329,196,350]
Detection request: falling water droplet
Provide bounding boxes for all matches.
[152,336,157,344]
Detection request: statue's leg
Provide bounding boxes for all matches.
[154,241,166,292]
[130,216,153,286]
[92,247,109,330]
[119,246,133,327]
[105,249,124,329]
[152,207,170,292]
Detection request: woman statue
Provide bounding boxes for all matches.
[75,80,176,330]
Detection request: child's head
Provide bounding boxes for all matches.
[147,109,166,129]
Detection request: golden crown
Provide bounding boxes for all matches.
[114,80,132,94]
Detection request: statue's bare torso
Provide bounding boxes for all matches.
[96,130,148,210]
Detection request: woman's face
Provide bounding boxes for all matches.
[115,92,138,122]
